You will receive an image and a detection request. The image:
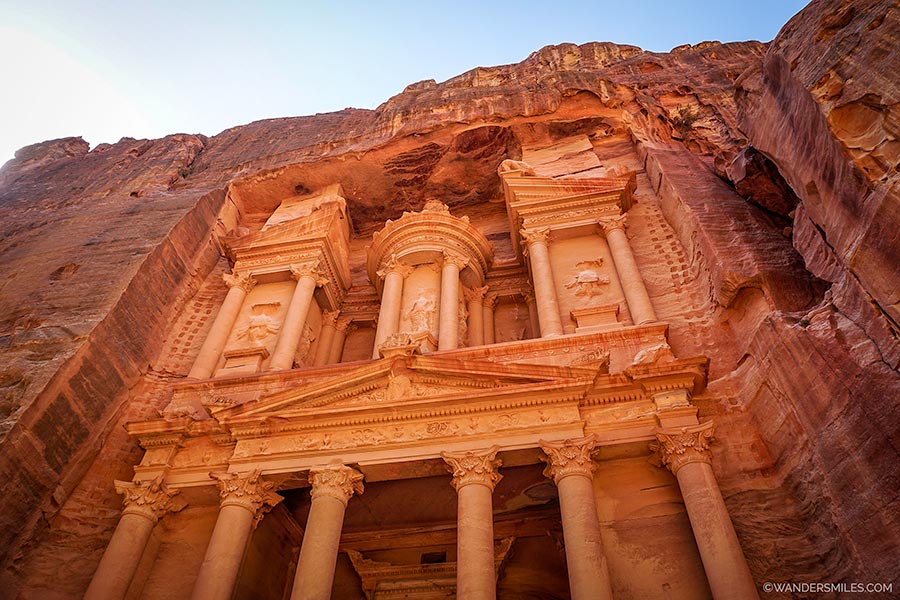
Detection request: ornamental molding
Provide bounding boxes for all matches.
[309,465,364,506]
[441,446,503,491]
[115,476,185,522]
[539,434,598,483]
[209,470,282,516]
[650,421,715,474]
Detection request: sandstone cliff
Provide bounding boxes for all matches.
[0,0,897,596]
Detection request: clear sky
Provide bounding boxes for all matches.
[0,0,810,165]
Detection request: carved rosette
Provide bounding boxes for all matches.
[598,214,627,236]
[650,421,716,474]
[441,446,503,492]
[441,251,469,271]
[376,254,413,280]
[210,470,282,517]
[290,261,329,287]
[539,435,598,484]
[115,477,184,523]
[223,272,257,293]
[309,465,365,507]
[519,227,552,247]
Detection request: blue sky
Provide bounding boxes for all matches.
[0,0,810,164]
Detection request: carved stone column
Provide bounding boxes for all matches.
[290,466,365,600]
[189,272,256,379]
[599,215,657,325]
[520,228,563,337]
[652,423,758,600]
[438,252,468,351]
[313,310,339,366]
[540,436,613,600]
[465,286,487,347]
[372,255,411,359]
[523,291,541,339]
[442,447,502,600]
[190,471,282,600]
[482,293,497,345]
[330,318,355,364]
[270,262,328,370]
[85,478,183,600]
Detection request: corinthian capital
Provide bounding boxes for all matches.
[223,272,256,293]
[483,293,498,309]
[377,254,413,280]
[210,470,282,516]
[309,465,365,507]
[441,251,469,271]
[650,421,715,474]
[290,261,329,286]
[464,285,488,303]
[598,214,627,236]
[322,310,340,327]
[442,446,503,492]
[519,227,552,247]
[115,476,185,522]
[539,435,598,483]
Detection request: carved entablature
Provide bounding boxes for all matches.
[498,159,636,261]
[223,186,352,310]
[367,200,494,292]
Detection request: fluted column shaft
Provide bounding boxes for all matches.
[85,479,182,600]
[653,423,758,600]
[330,319,354,364]
[540,436,613,600]
[482,294,497,345]
[600,216,656,325]
[189,273,255,379]
[438,253,467,351]
[372,256,409,359]
[520,228,563,337]
[313,311,339,366]
[190,471,282,600]
[442,447,502,600]
[291,466,364,600]
[465,286,487,347]
[271,263,327,371]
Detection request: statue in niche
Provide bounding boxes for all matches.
[407,293,437,334]
[458,297,468,344]
[236,303,282,344]
[565,258,610,298]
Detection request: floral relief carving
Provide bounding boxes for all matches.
[650,421,715,474]
[210,470,282,516]
[441,446,503,491]
[223,272,257,293]
[539,435,598,483]
[309,465,364,506]
[115,476,185,521]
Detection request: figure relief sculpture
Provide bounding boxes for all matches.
[565,258,611,298]
[407,293,437,334]
[294,321,318,367]
[236,302,282,344]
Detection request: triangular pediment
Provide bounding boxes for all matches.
[212,355,598,424]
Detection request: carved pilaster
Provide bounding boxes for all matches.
[539,435,598,484]
[115,477,184,522]
[650,421,715,474]
[519,226,552,247]
[309,465,365,507]
[290,261,329,286]
[222,272,256,293]
[598,214,627,236]
[210,470,282,517]
[442,446,503,491]
[376,254,413,280]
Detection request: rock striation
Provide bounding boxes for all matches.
[0,0,897,597]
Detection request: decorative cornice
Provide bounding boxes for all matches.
[650,421,715,474]
[210,470,282,516]
[223,272,256,293]
[539,435,598,483]
[441,446,502,491]
[598,214,627,236]
[309,465,364,507]
[115,476,185,522]
[290,261,329,286]
[519,227,552,247]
